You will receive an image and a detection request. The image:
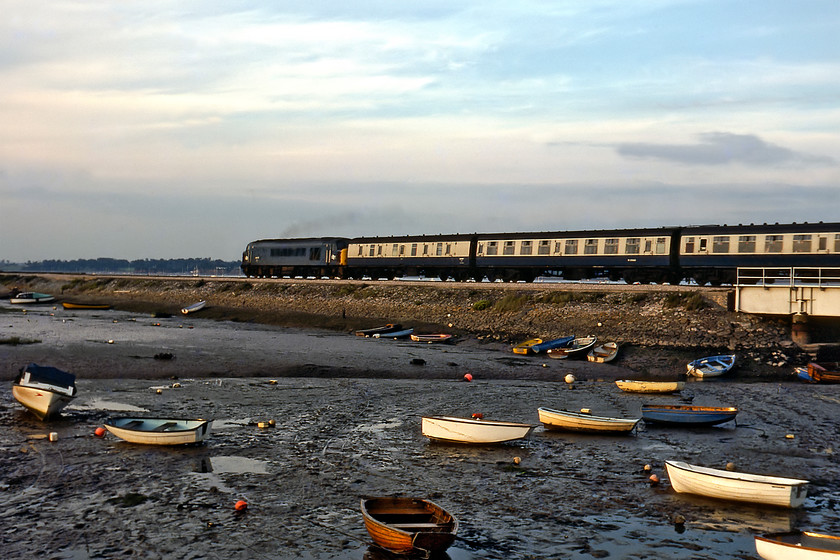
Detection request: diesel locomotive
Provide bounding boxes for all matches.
[241,222,840,285]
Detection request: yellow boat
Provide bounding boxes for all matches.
[512,338,542,355]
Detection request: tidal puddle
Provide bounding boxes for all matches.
[200,455,270,474]
[70,398,148,412]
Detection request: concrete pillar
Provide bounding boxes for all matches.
[791,312,811,346]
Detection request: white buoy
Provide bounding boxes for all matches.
[564,374,576,384]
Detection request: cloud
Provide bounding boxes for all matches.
[615,132,836,167]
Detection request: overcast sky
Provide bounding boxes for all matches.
[1,1,838,262]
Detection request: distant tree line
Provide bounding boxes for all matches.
[3,258,242,276]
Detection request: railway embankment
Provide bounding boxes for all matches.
[2,272,837,377]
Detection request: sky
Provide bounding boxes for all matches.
[1,1,839,262]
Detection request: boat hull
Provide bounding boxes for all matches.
[12,385,75,420]
[104,418,212,445]
[530,336,574,354]
[421,416,534,444]
[62,302,112,310]
[181,301,206,315]
[372,328,414,339]
[642,405,738,426]
[356,324,402,337]
[512,338,542,354]
[665,460,808,508]
[410,334,452,343]
[547,336,596,359]
[10,292,55,304]
[538,407,639,434]
[615,380,684,393]
[361,497,457,556]
[755,531,840,559]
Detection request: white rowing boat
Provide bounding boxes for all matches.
[538,407,639,434]
[104,417,212,445]
[181,301,206,315]
[12,364,77,420]
[664,460,808,508]
[421,415,535,444]
[755,531,840,559]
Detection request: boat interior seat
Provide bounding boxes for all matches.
[153,422,178,431]
[123,420,144,429]
[390,523,450,529]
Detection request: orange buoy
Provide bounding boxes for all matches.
[94,427,106,438]
[471,412,484,419]
[463,373,473,382]
[649,474,660,486]
[234,500,248,511]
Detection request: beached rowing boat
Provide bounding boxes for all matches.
[12,363,77,420]
[421,415,535,444]
[615,380,685,393]
[641,404,738,426]
[547,336,597,359]
[755,530,840,559]
[664,460,809,508]
[538,407,639,434]
[10,292,55,304]
[587,341,619,363]
[356,324,403,337]
[530,335,574,354]
[103,417,212,445]
[62,302,112,310]
[410,334,453,343]
[687,354,736,378]
[512,338,542,355]
[372,328,414,339]
[361,497,458,556]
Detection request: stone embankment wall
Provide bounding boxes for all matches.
[3,273,834,374]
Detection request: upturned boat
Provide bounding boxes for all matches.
[755,531,840,559]
[547,336,597,359]
[512,338,542,354]
[687,354,736,378]
[421,415,535,444]
[181,301,206,315]
[587,342,619,363]
[12,363,77,420]
[530,335,574,354]
[615,380,685,394]
[538,407,639,434]
[103,417,212,445]
[372,328,414,339]
[361,497,458,556]
[641,404,738,426]
[664,460,808,508]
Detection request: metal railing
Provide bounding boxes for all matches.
[737,267,840,288]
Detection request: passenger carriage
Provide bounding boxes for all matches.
[345,234,477,280]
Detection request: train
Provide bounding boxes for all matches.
[241,222,840,285]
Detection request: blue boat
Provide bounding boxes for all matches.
[530,335,574,354]
[641,404,738,426]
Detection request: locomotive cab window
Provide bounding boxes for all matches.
[793,235,812,252]
[584,239,598,255]
[626,238,640,254]
[764,235,782,253]
[521,241,532,255]
[309,247,322,261]
[738,236,756,253]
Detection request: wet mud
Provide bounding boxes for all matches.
[1,304,839,559]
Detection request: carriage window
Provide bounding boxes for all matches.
[445,243,452,255]
[400,245,406,256]
[554,241,563,253]
[520,241,532,255]
[392,244,398,255]
[565,240,578,254]
[423,244,429,256]
[358,246,364,256]
[712,236,730,253]
[604,238,619,254]
[436,243,443,256]
[411,243,417,256]
[684,237,694,253]
[369,245,376,257]
[486,241,498,255]
[738,235,756,253]
[309,247,321,261]
[584,239,598,255]
[503,241,516,255]
[626,238,640,254]
[835,234,840,252]
[377,245,383,256]
[538,240,550,255]
[793,235,812,252]
[645,240,653,253]
[655,238,667,254]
